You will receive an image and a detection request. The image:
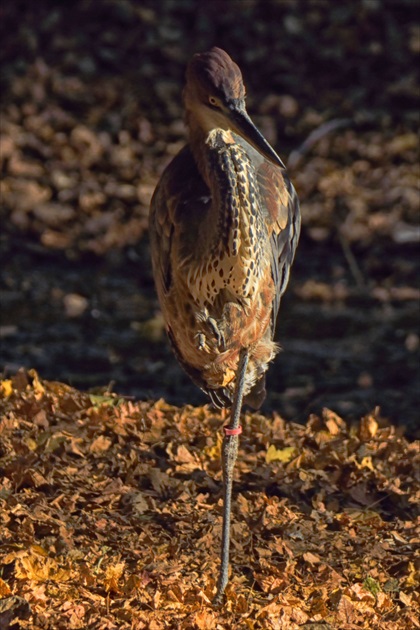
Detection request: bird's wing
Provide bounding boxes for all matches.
[149,145,210,300]
[256,160,301,332]
[240,160,300,410]
[150,145,217,397]
[233,135,300,330]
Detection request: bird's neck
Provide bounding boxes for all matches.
[187,121,234,182]
[185,128,268,305]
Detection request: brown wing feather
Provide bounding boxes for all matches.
[150,145,220,400]
[149,145,210,298]
[256,161,301,333]
[240,161,299,409]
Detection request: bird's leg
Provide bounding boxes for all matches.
[213,347,249,606]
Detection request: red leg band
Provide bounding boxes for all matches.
[223,425,242,436]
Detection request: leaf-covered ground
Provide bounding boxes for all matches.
[1,371,419,629]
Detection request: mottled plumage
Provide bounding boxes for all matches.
[149,47,300,602]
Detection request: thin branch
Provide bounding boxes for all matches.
[337,228,366,290]
[288,118,352,170]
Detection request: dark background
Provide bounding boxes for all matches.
[1,0,419,435]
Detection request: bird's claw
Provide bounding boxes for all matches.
[207,317,226,350]
[196,333,206,350]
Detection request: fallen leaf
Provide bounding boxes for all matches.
[266,445,297,463]
[103,562,125,594]
[0,578,12,597]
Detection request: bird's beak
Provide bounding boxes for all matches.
[228,101,286,169]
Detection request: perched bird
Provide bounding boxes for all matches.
[149,47,300,604]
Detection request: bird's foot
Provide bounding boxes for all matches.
[195,332,207,351]
[207,317,226,350]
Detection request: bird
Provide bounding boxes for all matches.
[149,47,300,604]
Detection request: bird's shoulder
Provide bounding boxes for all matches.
[233,137,301,325]
[149,145,212,295]
[150,145,209,226]
[256,160,298,233]
[233,135,297,232]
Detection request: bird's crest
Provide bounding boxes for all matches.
[186,47,245,101]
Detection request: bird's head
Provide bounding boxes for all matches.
[184,47,284,168]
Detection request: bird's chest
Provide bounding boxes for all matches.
[182,138,270,308]
[167,261,276,389]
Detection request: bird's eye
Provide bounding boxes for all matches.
[208,96,219,107]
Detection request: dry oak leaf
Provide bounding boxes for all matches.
[15,554,72,583]
[89,435,113,454]
[0,578,12,598]
[103,561,126,594]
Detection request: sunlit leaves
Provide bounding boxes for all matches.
[0,372,418,629]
